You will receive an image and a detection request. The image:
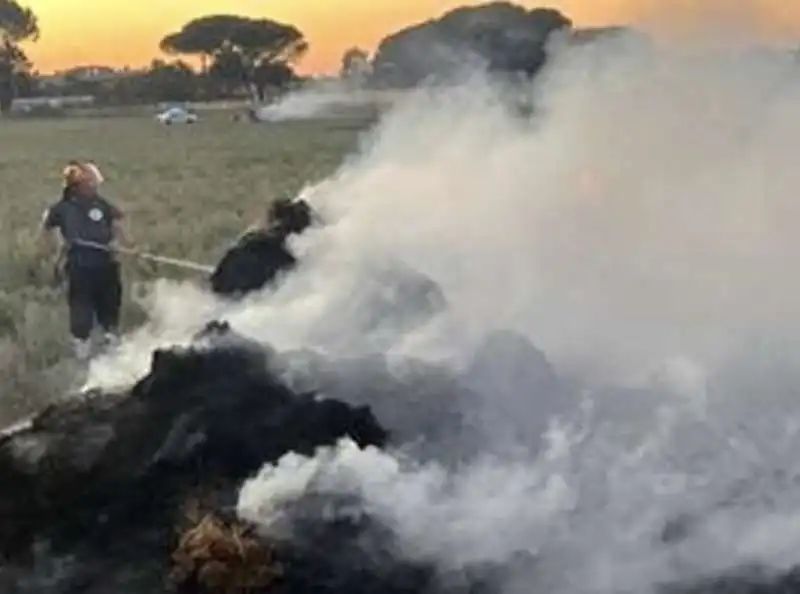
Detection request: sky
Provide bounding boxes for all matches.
[20,0,800,75]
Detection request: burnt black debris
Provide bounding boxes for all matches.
[209,228,299,297]
[0,322,799,593]
[208,197,448,353]
[209,198,314,297]
[0,316,571,593]
[207,199,447,340]
[269,348,484,463]
[0,322,391,592]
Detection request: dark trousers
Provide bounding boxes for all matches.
[66,261,122,340]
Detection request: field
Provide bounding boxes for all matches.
[0,110,369,417]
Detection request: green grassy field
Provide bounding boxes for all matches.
[0,111,369,415]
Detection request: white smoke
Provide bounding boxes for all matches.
[238,437,577,568]
[219,37,800,379]
[255,78,393,122]
[84,23,800,592]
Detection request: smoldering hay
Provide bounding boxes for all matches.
[7,27,800,593]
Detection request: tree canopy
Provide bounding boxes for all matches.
[159,14,307,101]
[340,47,370,81]
[1,3,658,114]
[367,3,654,87]
[0,0,36,42]
[370,2,572,86]
[0,0,37,113]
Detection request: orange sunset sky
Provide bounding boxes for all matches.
[20,0,800,75]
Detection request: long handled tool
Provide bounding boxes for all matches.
[71,239,215,273]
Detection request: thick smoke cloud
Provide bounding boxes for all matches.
[82,26,800,593]
[225,36,800,380]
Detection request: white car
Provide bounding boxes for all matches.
[156,106,198,125]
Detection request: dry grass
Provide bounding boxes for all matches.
[170,499,282,593]
[0,108,367,419]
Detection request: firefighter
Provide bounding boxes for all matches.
[37,160,136,360]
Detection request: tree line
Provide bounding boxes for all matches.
[0,0,660,113]
[0,7,311,111]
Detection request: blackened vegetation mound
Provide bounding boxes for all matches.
[0,325,798,593]
[208,197,448,337]
[210,229,298,296]
[209,198,314,297]
[0,322,395,593]
[268,328,565,464]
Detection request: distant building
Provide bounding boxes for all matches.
[11,95,95,112]
[39,65,143,89]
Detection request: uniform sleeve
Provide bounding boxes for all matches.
[41,203,61,230]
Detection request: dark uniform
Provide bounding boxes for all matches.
[42,194,123,343]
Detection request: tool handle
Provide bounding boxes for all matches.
[71,239,214,273]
